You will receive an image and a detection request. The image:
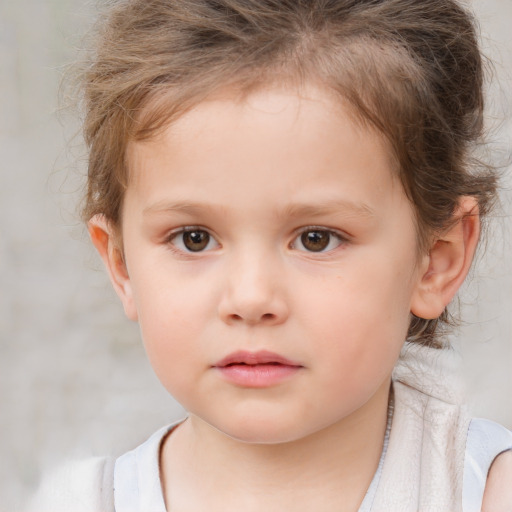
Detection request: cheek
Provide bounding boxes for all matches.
[132,279,211,386]
[129,253,215,334]
[295,261,413,373]
[302,259,413,328]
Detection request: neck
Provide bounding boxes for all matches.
[162,380,391,512]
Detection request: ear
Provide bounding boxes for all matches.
[88,215,138,321]
[411,197,480,320]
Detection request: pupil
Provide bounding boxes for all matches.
[183,230,209,251]
[302,231,329,252]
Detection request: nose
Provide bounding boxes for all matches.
[218,252,289,326]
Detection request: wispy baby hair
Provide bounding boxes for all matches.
[79,0,497,347]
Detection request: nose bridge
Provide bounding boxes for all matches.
[219,244,288,325]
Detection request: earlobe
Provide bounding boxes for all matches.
[88,215,138,321]
[411,197,480,320]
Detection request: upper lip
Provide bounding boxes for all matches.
[214,350,302,368]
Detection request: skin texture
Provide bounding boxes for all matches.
[90,84,483,511]
[482,451,512,511]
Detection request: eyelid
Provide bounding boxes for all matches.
[292,225,350,240]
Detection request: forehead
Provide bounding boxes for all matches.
[127,83,399,194]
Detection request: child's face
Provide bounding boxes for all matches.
[114,84,428,443]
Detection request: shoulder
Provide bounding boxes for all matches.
[26,456,114,512]
[482,450,512,512]
[464,418,512,512]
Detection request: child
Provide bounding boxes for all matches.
[30,0,512,510]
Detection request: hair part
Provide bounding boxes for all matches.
[78,0,498,348]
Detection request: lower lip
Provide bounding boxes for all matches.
[216,364,302,388]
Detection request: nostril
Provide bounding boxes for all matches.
[229,312,275,323]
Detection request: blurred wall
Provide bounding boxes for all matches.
[0,0,510,509]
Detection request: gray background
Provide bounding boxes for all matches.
[0,0,510,509]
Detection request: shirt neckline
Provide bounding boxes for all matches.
[114,391,395,512]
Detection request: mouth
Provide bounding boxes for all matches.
[213,350,303,388]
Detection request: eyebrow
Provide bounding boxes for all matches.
[280,199,376,220]
[143,201,227,216]
[143,198,375,220]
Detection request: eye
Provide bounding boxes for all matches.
[292,229,345,253]
[169,228,219,253]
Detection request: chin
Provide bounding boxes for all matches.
[224,428,304,445]
[208,413,323,446]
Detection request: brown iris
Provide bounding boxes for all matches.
[183,230,210,251]
[300,230,330,252]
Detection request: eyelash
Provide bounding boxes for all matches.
[166,226,348,254]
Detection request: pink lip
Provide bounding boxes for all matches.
[213,350,303,388]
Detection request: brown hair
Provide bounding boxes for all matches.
[79,0,497,348]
